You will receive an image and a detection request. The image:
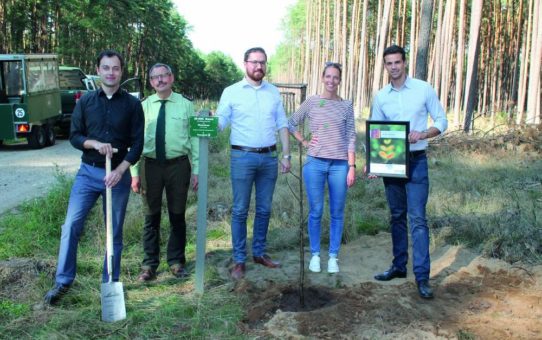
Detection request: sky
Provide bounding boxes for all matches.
[173,0,297,69]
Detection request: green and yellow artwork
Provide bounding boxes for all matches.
[369,123,407,165]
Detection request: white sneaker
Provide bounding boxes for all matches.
[328,257,339,273]
[309,255,321,272]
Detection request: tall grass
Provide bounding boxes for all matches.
[429,146,542,263]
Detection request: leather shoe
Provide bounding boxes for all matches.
[374,266,407,281]
[230,263,246,280]
[138,269,156,282]
[44,283,70,305]
[417,280,434,299]
[253,255,281,268]
[170,264,187,278]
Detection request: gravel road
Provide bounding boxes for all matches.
[0,139,81,215]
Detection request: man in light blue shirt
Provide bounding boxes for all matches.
[370,45,448,299]
[216,47,291,280]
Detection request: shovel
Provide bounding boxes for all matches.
[101,152,126,322]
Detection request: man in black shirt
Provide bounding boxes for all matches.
[44,50,144,305]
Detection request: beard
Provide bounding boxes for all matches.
[246,69,265,82]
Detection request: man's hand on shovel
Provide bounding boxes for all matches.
[102,147,121,188]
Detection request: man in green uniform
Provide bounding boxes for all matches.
[131,63,199,281]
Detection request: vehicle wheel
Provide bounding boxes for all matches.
[44,124,56,146]
[27,125,46,149]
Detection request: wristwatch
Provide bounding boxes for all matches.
[348,164,356,168]
[283,155,291,160]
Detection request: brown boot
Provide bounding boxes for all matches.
[138,269,156,282]
[230,263,246,280]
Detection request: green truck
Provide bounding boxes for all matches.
[57,65,96,133]
[0,54,61,148]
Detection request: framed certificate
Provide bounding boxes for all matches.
[366,120,410,178]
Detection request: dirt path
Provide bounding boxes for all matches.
[220,233,542,339]
[0,139,80,215]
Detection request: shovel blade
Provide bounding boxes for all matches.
[101,282,126,322]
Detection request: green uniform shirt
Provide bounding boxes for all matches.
[130,92,199,176]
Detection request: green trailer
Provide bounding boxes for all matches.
[0,54,62,148]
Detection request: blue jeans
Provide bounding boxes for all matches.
[383,153,430,281]
[55,163,131,285]
[230,149,278,263]
[303,156,348,257]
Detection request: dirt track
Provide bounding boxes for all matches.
[0,139,80,215]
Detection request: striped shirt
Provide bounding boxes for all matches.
[288,95,356,160]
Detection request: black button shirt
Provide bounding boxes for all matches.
[70,88,144,169]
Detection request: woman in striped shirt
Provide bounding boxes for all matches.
[288,62,357,274]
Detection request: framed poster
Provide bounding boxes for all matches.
[366,120,410,178]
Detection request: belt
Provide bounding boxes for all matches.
[231,144,276,153]
[145,155,188,164]
[82,159,105,168]
[409,150,426,158]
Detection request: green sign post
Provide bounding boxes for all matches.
[191,112,218,294]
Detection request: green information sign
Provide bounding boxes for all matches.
[189,116,218,137]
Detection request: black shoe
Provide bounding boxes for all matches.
[44,283,70,305]
[170,264,187,278]
[417,280,434,299]
[374,266,407,281]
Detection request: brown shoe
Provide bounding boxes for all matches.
[170,264,187,278]
[230,263,246,280]
[138,269,156,282]
[253,255,281,268]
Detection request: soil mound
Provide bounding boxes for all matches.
[223,233,542,339]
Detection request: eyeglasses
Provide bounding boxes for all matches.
[246,60,267,67]
[150,72,171,81]
[325,62,342,70]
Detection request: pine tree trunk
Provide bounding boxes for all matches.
[509,0,523,120]
[453,0,466,128]
[347,0,359,101]
[439,0,455,110]
[516,0,533,125]
[303,0,314,84]
[408,0,417,77]
[372,0,394,97]
[340,0,348,96]
[526,0,541,125]
[463,0,483,133]
[415,0,434,81]
[355,0,369,112]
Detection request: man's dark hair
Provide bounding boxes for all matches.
[244,47,267,62]
[383,45,406,62]
[96,50,125,69]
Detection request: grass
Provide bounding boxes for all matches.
[0,116,541,337]
[0,300,31,320]
[428,130,542,263]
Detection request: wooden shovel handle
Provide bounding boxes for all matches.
[105,149,117,282]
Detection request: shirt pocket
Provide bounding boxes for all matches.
[170,113,190,138]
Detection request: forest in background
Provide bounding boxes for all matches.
[269,0,541,130]
[0,0,242,99]
[1,0,540,127]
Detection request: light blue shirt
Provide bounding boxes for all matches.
[371,76,448,151]
[216,77,288,147]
